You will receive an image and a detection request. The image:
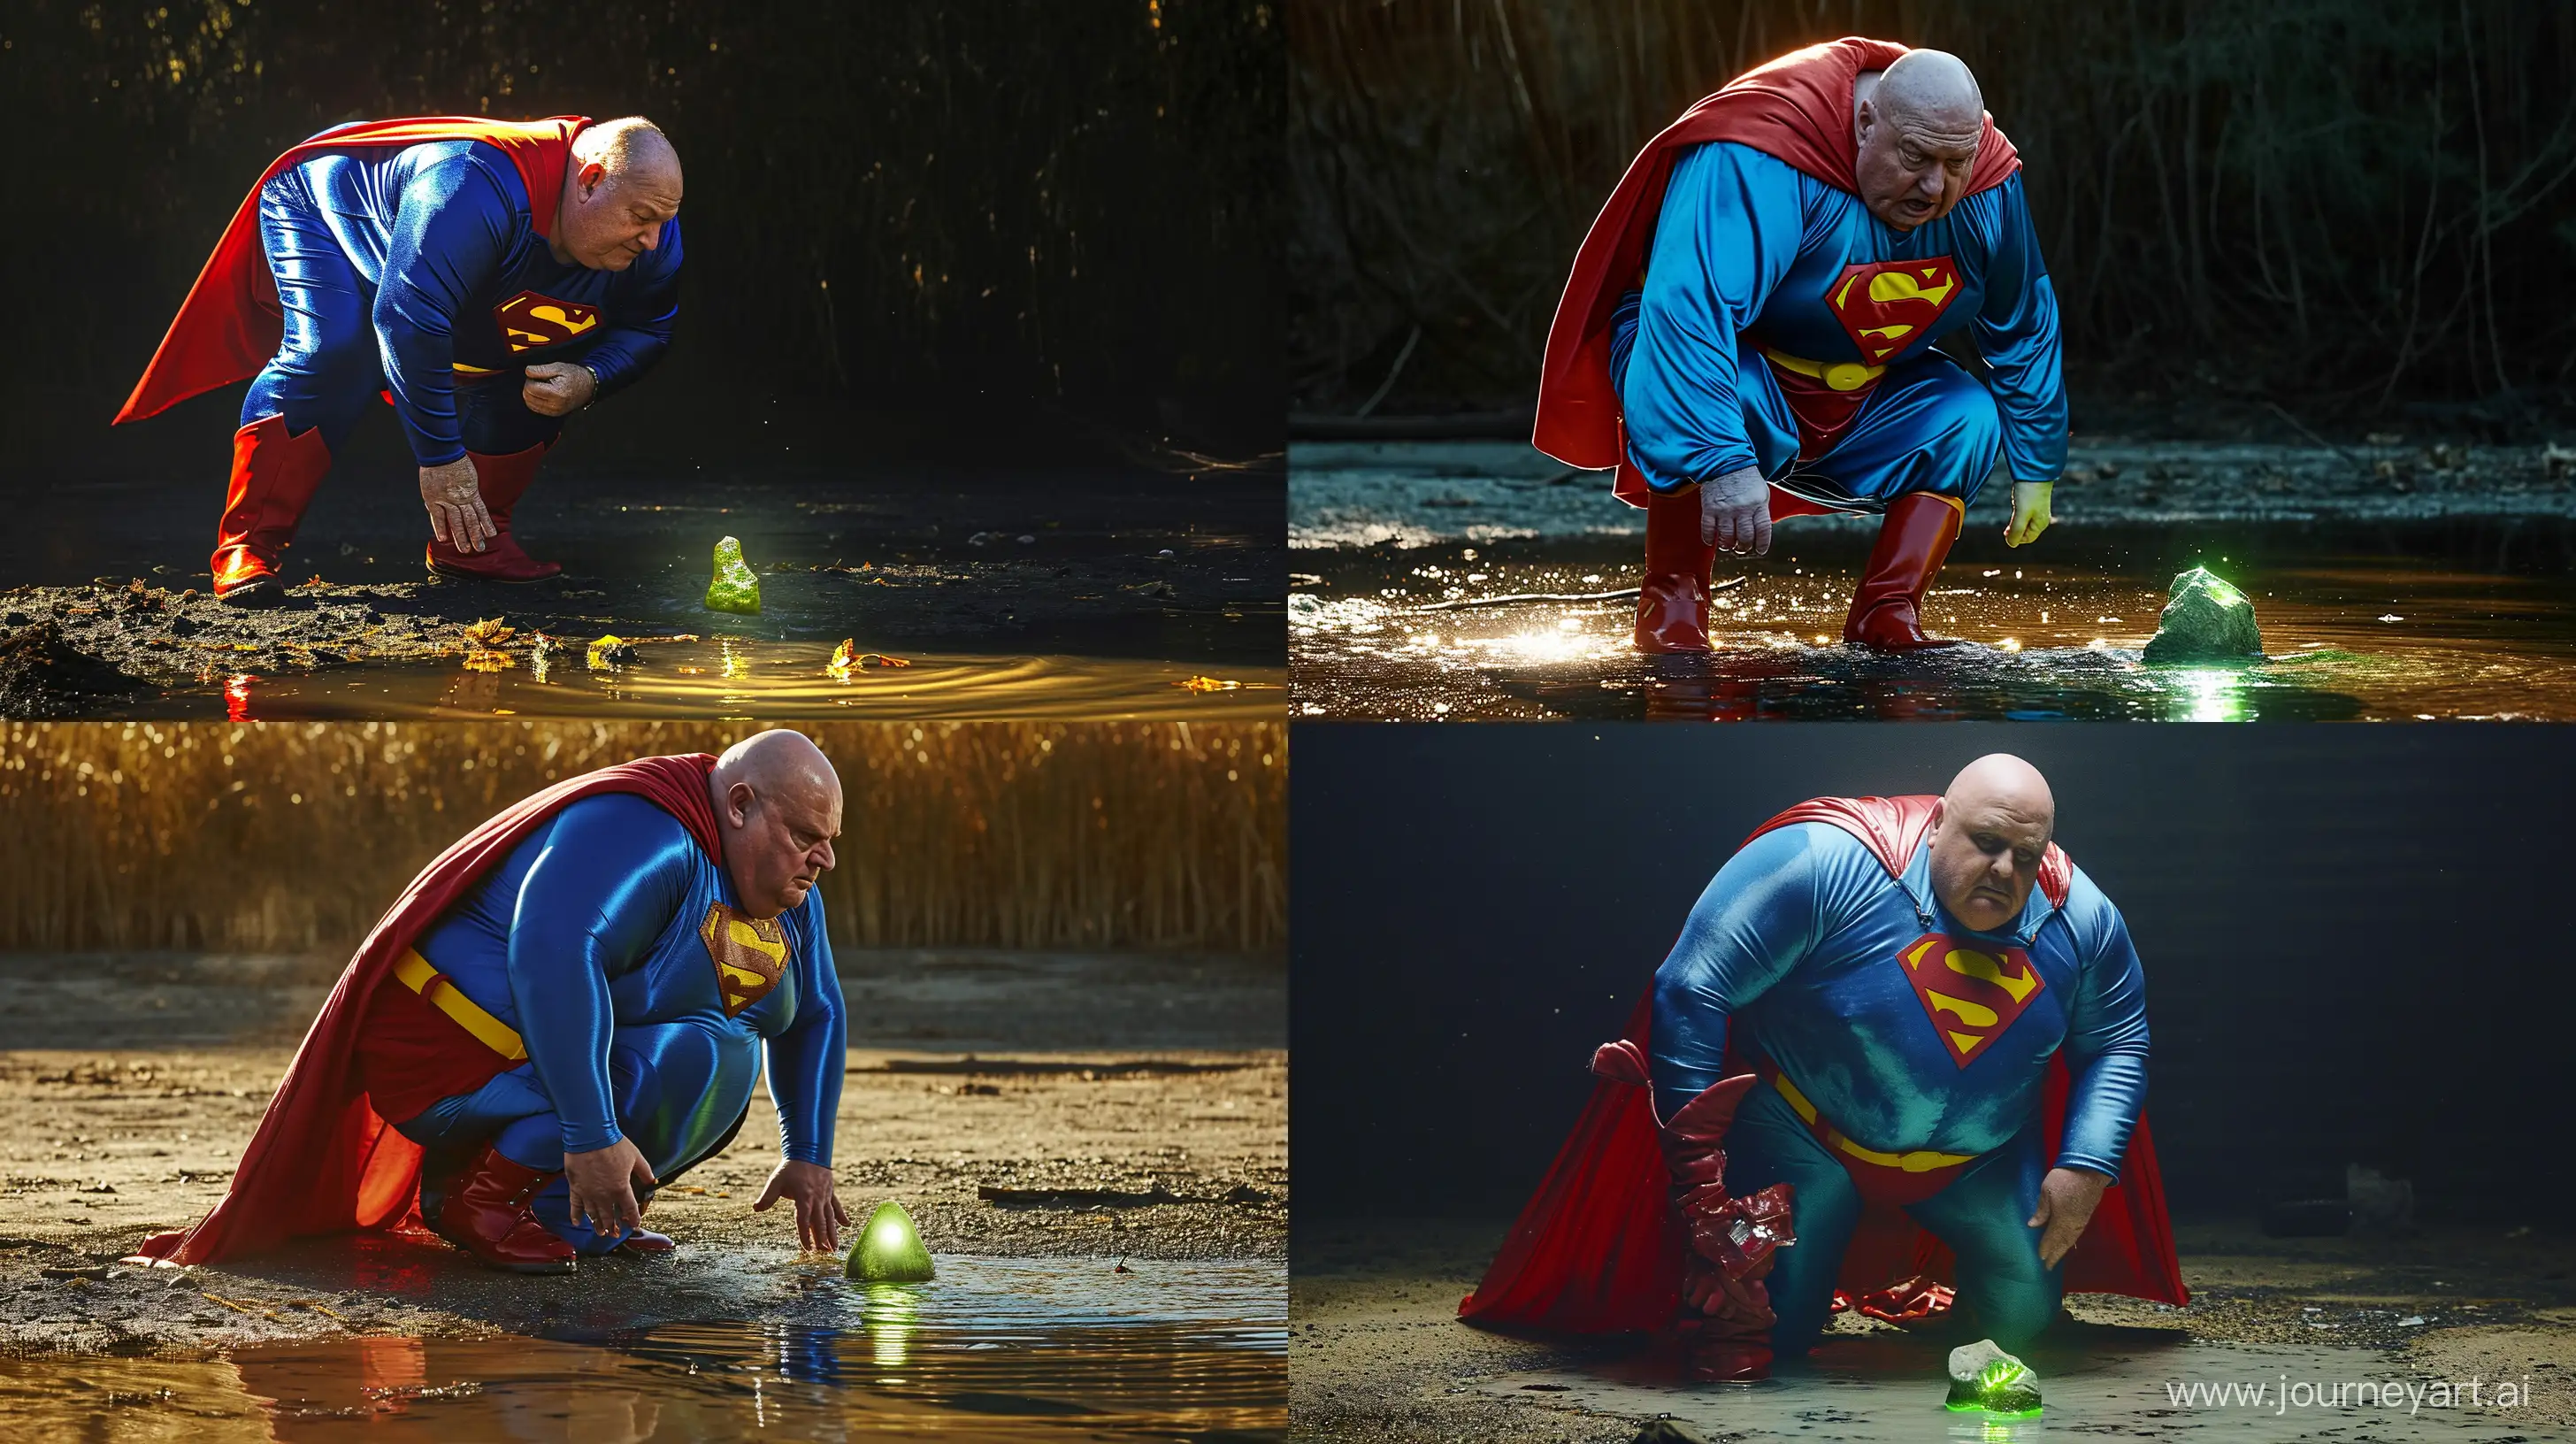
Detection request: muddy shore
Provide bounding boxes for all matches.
[1290,1217,2576,1441]
[0,949,1284,1357]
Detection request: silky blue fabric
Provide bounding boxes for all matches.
[1721,1079,2061,1352]
[400,792,844,1250]
[1649,821,2149,1178]
[1614,141,2063,503]
[242,133,680,464]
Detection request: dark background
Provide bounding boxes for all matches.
[1291,724,2576,1228]
[1291,0,2576,434]
[3,0,1282,480]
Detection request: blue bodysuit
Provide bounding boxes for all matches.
[1611,142,2065,512]
[395,794,844,1252]
[1652,822,2147,1349]
[249,130,681,464]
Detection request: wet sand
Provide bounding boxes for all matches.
[2,453,1284,718]
[1291,1218,2576,1441]
[0,949,1284,1356]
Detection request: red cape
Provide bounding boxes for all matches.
[134,754,719,1266]
[115,115,590,426]
[1530,38,2022,482]
[1458,795,2188,1333]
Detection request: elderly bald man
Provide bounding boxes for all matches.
[1460,757,2184,1381]
[1534,40,2067,652]
[116,113,686,603]
[127,732,849,1272]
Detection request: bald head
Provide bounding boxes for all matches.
[1927,754,2055,933]
[1874,50,1984,137]
[1852,48,1987,230]
[709,730,843,918]
[553,117,683,272]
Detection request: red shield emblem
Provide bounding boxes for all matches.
[492,290,602,354]
[1824,258,1963,365]
[1897,933,2044,1067]
[699,903,791,1018]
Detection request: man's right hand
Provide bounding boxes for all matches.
[1698,465,1772,557]
[564,1137,657,1239]
[420,457,495,552]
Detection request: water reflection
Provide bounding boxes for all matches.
[0,1256,1285,1441]
[149,639,1284,720]
[1293,531,2576,719]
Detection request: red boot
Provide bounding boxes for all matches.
[1634,485,1719,654]
[210,416,334,605]
[1658,1074,1798,1382]
[430,1143,577,1274]
[427,442,562,582]
[1843,492,1966,650]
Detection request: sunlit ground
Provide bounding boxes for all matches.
[1291,536,2576,720]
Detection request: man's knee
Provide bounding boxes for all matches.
[1931,373,2004,469]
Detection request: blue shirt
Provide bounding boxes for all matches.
[415,794,844,1164]
[1620,142,2066,491]
[288,132,682,465]
[1651,821,2147,1176]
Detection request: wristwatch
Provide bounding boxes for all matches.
[579,363,601,410]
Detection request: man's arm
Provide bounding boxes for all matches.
[753,889,850,1250]
[1618,143,1807,497]
[1650,824,1830,1120]
[376,154,521,466]
[503,796,695,1156]
[2054,890,2150,1179]
[1968,175,2069,502]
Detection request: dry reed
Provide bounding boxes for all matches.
[0,722,1284,956]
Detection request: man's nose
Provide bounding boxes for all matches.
[811,839,836,872]
[637,226,659,251]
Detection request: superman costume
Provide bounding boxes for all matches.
[1459,796,2183,1379]
[1532,39,2066,653]
[115,116,682,600]
[128,755,843,1271]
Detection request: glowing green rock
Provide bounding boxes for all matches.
[2142,565,2263,664]
[846,1199,935,1282]
[705,535,762,615]
[1944,1340,2043,1417]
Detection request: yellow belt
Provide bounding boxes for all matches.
[394,949,527,1061]
[1762,348,1885,395]
[1771,1071,1978,1173]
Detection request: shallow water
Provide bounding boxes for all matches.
[1291,531,2576,720]
[154,638,1286,720]
[1480,1329,2541,1440]
[0,1256,1285,1440]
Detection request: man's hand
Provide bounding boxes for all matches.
[2005,480,2055,548]
[753,1158,851,1253]
[564,1137,657,1240]
[523,361,598,418]
[1698,465,1772,557]
[419,457,495,552]
[2028,1164,2111,1269]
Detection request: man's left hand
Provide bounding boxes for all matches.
[2005,480,2055,547]
[753,1159,851,1253]
[523,362,598,417]
[2028,1165,2111,1269]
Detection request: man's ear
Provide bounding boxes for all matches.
[579,160,607,193]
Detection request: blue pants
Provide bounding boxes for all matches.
[395,1020,755,1254]
[1610,293,2003,515]
[1720,1080,2062,1353]
[246,168,565,457]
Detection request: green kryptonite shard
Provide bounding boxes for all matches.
[2142,565,2263,664]
[846,1199,936,1282]
[1944,1339,2043,1417]
[705,535,763,615]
